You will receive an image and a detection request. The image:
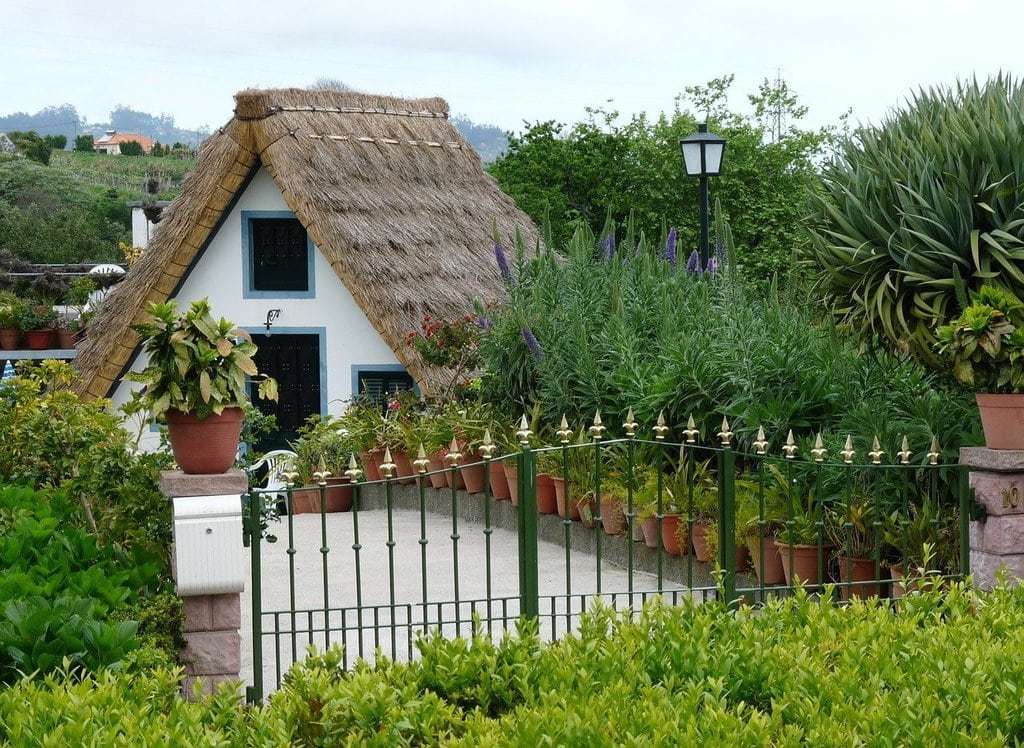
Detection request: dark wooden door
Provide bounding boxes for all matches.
[248,333,321,450]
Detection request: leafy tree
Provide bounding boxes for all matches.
[7,131,52,166]
[489,76,832,281]
[74,134,94,152]
[44,135,66,151]
[118,140,144,156]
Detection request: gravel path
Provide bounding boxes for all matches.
[240,508,688,692]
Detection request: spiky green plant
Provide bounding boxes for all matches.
[806,75,1024,363]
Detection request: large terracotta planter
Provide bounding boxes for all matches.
[600,496,626,535]
[976,393,1024,449]
[427,452,447,489]
[503,463,518,505]
[744,536,785,585]
[166,407,243,474]
[640,517,659,548]
[290,486,321,514]
[489,461,511,500]
[837,555,879,600]
[392,450,415,484]
[461,459,487,494]
[778,542,823,586]
[536,473,558,514]
[360,450,382,482]
[691,522,714,562]
[552,476,580,520]
[661,515,688,556]
[0,329,19,349]
[23,329,55,350]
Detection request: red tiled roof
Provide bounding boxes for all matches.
[95,132,155,150]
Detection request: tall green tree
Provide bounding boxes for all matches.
[489,76,832,281]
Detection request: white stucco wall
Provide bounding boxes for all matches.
[111,167,401,449]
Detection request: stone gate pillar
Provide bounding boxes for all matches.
[960,447,1024,588]
[159,469,248,697]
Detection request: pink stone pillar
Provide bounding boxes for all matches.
[160,469,248,698]
[960,448,1024,588]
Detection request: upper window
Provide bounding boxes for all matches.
[242,212,315,298]
[355,368,416,410]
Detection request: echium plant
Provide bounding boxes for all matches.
[128,299,278,419]
[936,285,1024,393]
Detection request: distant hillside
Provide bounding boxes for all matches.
[0,104,207,149]
[451,115,508,163]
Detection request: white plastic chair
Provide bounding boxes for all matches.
[246,449,298,499]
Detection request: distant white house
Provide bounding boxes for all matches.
[94,130,155,155]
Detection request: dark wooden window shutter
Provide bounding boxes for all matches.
[251,218,309,292]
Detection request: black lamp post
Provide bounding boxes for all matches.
[679,123,726,265]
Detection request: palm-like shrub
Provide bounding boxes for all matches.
[806,75,1024,363]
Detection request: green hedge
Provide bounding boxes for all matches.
[4,583,1024,745]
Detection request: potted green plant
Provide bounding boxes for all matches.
[702,520,751,572]
[339,398,384,481]
[128,299,278,474]
[937,285,1024,448]
[534,449,559,513]
[826,495,878,599]
[0,296,22,350]
[290,415,354,513]
[402,406,451,489]
[675,457,717,562]
[735,473,786,584]
[884,500,953,598]
[549,428,592,520]
[55,313,80,349]
[21,306,57,350]
[598,479,628,536]
[775,471,828,587]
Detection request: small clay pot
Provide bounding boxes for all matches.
[166,407,243,474]
[503,462,519,505]
[691,522,714,562]
[600,495,626,535]
[778,542,824,586]
[745,536,786,585]
[976,393,1024,450]
[536,473,558,514]
[661,515,687,556]
[489,460,511,500]
[427,452,448,489]
[23,329,56,350]
[392,450,415,485]
[576,493,597,528]
[461,458,487,494]
[0,329,20,350]
[359,450,382,482]
[640,517,659,548]
[552,476,580,520]
[837,555,880,600]
[325,476,354,512]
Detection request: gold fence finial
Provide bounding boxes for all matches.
[344,453,363,482]
[380,448,397,479]
[623,407,638,437]
[927,436,941,465]
[480,429,497,458]
[683,415,699,444]
[868,436,884,464]
[782,430,798,459]
[811,433,826,463]
[557,414,572,444]
[840,435,855,464]
[653,410,669,440]
[445,438,462,465]
[313,455,331,485]
[516,414,532,445]
[413,444,430,473]
[897,435,912,465]
[589,410,605,441]
[753,425,768,455]
[717,415,733,447]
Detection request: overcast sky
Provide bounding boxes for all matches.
[3,0,1022,134]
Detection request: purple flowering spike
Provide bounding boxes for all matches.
[494,242,512,282]
[685,249,702,275]
[602,233,615,262]
[475,315,493,331]
[521,327,544,360]
[705,256,719,276]
[664,228,678,267]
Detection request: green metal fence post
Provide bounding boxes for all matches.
[718,447,737,607]
[245,492,264,704]
[518,443,540,620]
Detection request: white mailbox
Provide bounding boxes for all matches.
[173,494,246,596]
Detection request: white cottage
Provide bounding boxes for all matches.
[74,87,536,447]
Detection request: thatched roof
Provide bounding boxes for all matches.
[74,87,537,399]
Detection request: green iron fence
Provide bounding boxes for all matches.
[242,415,971,703]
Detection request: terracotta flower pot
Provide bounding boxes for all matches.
[777,542,823,586]
[552,476,580,520]
[600,496,626,535]
[661,515,688,556]
[461,460,487,494]
[640,517,659,548]
[489,461,511,500]
[56,329,78,349]
[976,393,1024,449]
[23,329,55,350]
[392,450,415,485]
[838,555,879,600]
[691,522,714,562]
[734,544,751,573]
[427,452,448,489]
[0,329,18,350]
[536,473,558,514]
[890,563,920,599]
[325,476,354,512]
[576,493,597,528]
[503,463,518,505]
[743,536,785,585]
[289,486,321,514]
[360,450,382,482]
[166,407,243,474]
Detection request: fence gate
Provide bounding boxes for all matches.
[243,422,970,702]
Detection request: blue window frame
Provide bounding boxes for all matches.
[241,210,316,299]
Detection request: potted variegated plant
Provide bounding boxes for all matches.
[937,285,1024,449]
[129,299,278,474]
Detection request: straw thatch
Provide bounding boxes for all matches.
[74,87,537,399]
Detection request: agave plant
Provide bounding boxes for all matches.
[806,75,1024,363]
